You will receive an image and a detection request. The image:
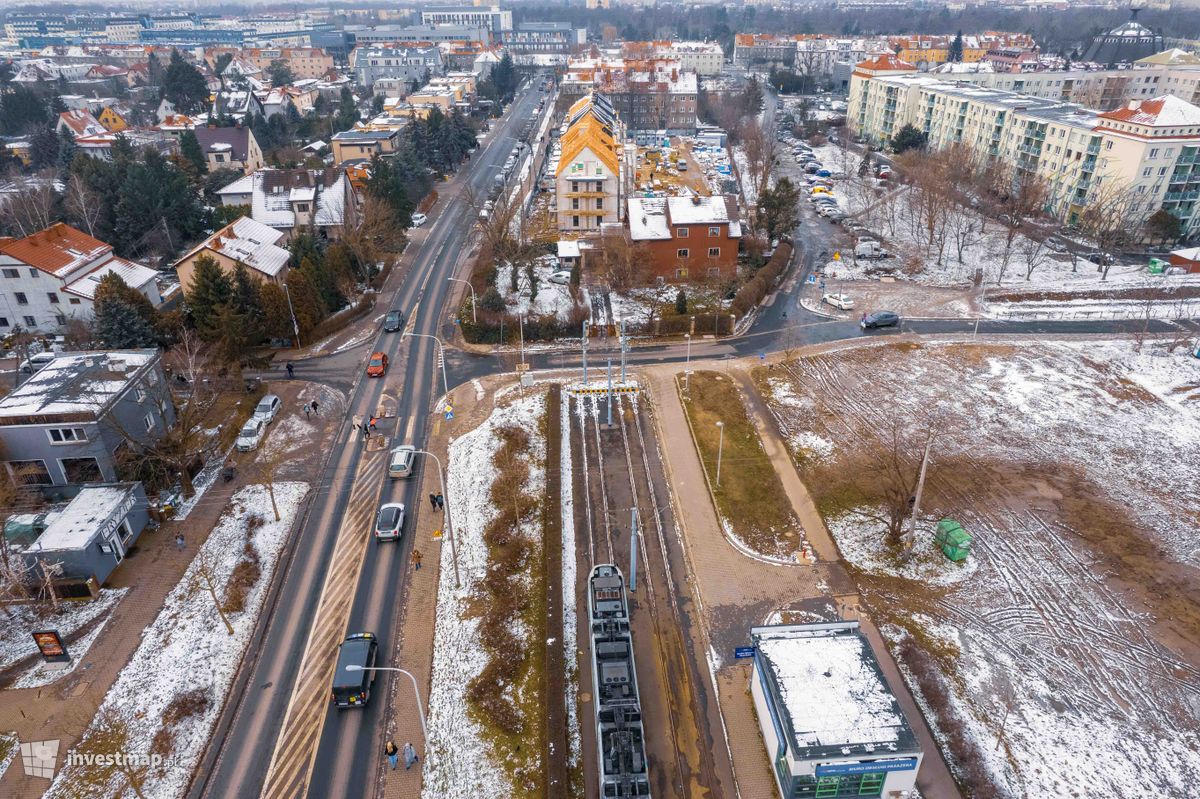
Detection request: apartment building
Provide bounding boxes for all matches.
[560,56,699,132]
[214,168,357,241]
[622,41,724,76]
[626,194,742,281]
[555,93,627,233]
[419,6,512,36]
[502,22,586,54]
[849,63,1200,233]
[351,44,444,89]
[205,47,334,80]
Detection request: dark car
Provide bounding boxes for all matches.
[860,311,901,330]
[383,309,405,332]
[331,632,378,708]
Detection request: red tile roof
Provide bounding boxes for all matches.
[0,223,112,277]
[855,53,917,72]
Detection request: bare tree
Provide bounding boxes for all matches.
[0,174,60,237]
[739,117,778,211]
[1018,233,1053,281]
[596,227,650,290]
[63,174,102,238]
[341,194,405,272]
[191,549,235,636]
[1078,179,1150,281]
[67,707,150,799]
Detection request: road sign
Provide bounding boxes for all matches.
[759,352,765,360]
[807,274,816,284]
[445,410,454,421]
[833,251,841,260]
[734,646,755,659]
[432,528,443,540]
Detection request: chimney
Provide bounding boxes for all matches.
[1127,100,1139,110]
[692,195,701,205]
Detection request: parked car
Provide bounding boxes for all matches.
[383,309,405,332]
[366,352,389,378]
[410,212,427,227]
[855,240,889,259]
[19,352,56,373]
[822,292,854,310]
[236,418,266,452]
[816,168,832,178]
[548,270,573,285]
[253,394,282,425]
[374,502,406,541]
[860,310,901,330]
[1085,251,1115,265]
[331,632,378,708]
[388,445,416,479]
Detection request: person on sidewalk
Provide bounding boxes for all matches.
[175,533,185,551]
[435,494,444,510]
[311,400,319,414]
[411,549,423,571]
[304,403,311,420]
[403,742,418,770]
[428,493,437,510]
[369,416,378,431]
[385,740,398,770]
[286,362,295,378]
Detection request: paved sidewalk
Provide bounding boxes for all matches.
[0,380,342,799]
[643,363,962,799]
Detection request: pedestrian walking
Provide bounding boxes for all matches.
[364,426,371,440]
[435,494,444,510]
[369,416,378,431]
[175,533,185,551]
[304,403,311,420]
[429,493,437,510]
[286,362,295,378]
[411,549,423,571]
[311,400,319,414]
[403,742,418,770]
[385,741,398,770]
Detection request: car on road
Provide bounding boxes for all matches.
[383,309,405,332]
[366,351,389,377]
[253,394,282,425]
[374,502,406,541]
[388,445,416,478]
[548,269,573,285]
[410,212,427,227]
[331,632,378,708]
[236,418,266,452]
[822,292,854,310]
[20,352,56,374]
[860,310,901,330]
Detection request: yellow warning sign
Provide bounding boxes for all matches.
[432,528,444,540]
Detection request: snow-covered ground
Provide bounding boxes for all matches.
[0,733,16,783]
[45,482,309,799]
[0,588,126,677]
[558,390,582,782]
[760,339,1200,798]
[423,392,547,799]
[499,255,585,322]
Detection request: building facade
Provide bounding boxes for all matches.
[626,195,742,281]
[351,44,444,89]
[174,216,291,291]
[560,56,699,132]
[419,6,512,36]
[849,62,1200,234]
[215,168,357,241]
[555,93,626,233]
[0,350,174,488]
[503,23,586,54]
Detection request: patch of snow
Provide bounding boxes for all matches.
[559,391,582,776]
[45,482,310,799]
[9,598,124,689]
[0,588,126,674]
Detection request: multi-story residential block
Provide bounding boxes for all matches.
[621,41,724,76]
[502,22,586,54]
[215,168,358,241]
[555,93,627,233]
[0,224,161,334]
[174,216,291,293]
[420,6,512,37]
[626,194,742,281]
[732,33,798,69]
[849,60,1200,234]
[560,56,699,132]
[0,349,174,488]
[888,33,1035,71]
[330,128,402,164]
[351,44,444,89]
[348,24,490,46]
[205,47,334,81]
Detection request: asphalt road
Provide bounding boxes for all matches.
[193,79,548,799]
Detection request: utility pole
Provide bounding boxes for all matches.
[629,508,638,593]
[619,318,627,384]
[283,283,302,348]
[582,320,589,384]
[715,420,725,487]
[519,314,525,368]
[904,434,934,559]
[606,356,613,426]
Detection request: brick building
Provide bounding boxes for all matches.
[626,195,741,281]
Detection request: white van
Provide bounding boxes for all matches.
[388,445,416,479]
[20,352,56,374]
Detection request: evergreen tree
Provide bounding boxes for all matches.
[162,50,210,113]
[258,283,295,340]
[180,130,207,174]
[93,274,161,348]
[675,289,688,315]
[948,31,964,63]
[186,254,234,338]
[757,177,801,243]
[284,270,325,335]
[858,146,873,178]
[29,127,60,169]
[891,123,927,154]
[113,149,205,255]
[0,85,49,135]
[56,128,77,177]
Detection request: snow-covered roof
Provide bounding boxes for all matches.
[28,484,138,552]
[558,239,581,258]
[627,197,672,240]
[753,623,919,758]
[0,350,158,421]
[1169,246,1200,261]
[180,216,290,278]
[215,173,255,197]
[64,257,158,301]
[666,194,730,225]
[1099,95,1200,128]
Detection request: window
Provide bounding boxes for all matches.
[61,457,103,484]
[0,318,7,327]
[28,268,39,278]
[6,460,52,486]
[48,427,88,444]
[677,248,689,258]
[14,292,27,305]
[47,292,59,304]
[144,413,155,432]
[572,198,579,209]
[1105,140,1113,150]
[1159,166,1167,176]
[676,227,689,238]
[22,316,34,327]
[674,267,689,279]
[595,198,603,210]
[572,181,579,192]
[296,203,309,212]
[69,298,80,305]
[572,215,580,227]
[135,388,148,403]
[1150,148,1159,158]
[215,154,225,163]
[1142,167,1152,177]
[1,269,18,279]
[708,247,721,258]
[708,226,720,236]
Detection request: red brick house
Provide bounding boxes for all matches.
[626,195,741,281]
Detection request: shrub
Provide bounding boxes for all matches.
[162,687,211,726]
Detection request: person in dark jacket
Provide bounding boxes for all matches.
[385,740,398,770]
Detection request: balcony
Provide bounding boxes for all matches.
[1018,144,1042,156]
[1086,141,1101,155]
[565,191,606,198]
[1165,190,1200,202]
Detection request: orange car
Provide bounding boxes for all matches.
[366,352,388,377]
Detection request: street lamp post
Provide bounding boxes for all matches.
[715,421,725,487]
[684,333,692,395]
[404,332,449,400]
[447,278,477,324]
[414,449,459,588]
[282,282,302,348]
[344,665,426,740]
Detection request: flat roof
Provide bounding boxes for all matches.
[28,484,137,552]
[753,622,920,761]
[0,350,157,422]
